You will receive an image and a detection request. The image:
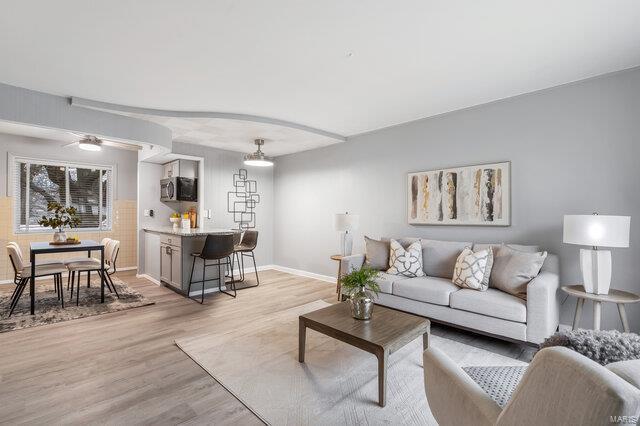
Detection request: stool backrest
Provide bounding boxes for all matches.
[200,234,235,260]
[232,231,242,246]
[240,230,258,250]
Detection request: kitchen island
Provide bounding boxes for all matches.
[143,226,240,296]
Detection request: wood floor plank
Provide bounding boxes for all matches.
[0,269,533,424]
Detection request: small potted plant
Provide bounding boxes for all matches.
[38,202,81,243]
[340,266,381,320]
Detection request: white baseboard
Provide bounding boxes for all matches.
[136,273,160,286]
[268,265,335,283]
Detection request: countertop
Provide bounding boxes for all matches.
[143,226,238,237]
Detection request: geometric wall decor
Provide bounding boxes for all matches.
[227,168,260,230]
[408,161,510,226]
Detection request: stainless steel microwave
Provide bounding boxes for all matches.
[160,177,197,202]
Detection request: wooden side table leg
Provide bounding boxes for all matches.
[593,301,602,330]
[617,303,630,332]
[572,298,584,330]
[377,349,388,407]
[298,318,306,363]
[336,262,342,300]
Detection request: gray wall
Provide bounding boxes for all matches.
[0,133,138,200]
[274,67,640,332]
[137,142,274,273]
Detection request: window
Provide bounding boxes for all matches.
[13,157,113,232]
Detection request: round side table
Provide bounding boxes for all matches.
[330,254,344,301]
[561,285,640,332]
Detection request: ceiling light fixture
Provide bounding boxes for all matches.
[244,139,273,167]
[78,135,103,152]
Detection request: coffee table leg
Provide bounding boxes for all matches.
[377,349,388,407]
[422,332,429,351]
[298,318,306,363]
[572,298,584,330]
[618,303,630,332]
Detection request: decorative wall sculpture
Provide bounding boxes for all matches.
[408,161,510,226]
[227,168,260,229]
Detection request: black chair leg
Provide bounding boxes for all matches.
[70,271,75,300]
[58,274,65,309]
[219,259,237,298]
[107,273,120,298]
[187,256,196,301]
[87,270,91,288]
[201,260,206,304]
[8,279,27,317]
[251,252,260,286]
[76,274,81,306]
[67,271,72,290]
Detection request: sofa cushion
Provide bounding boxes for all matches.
[473,243,541,253]
[450,288,527,322]
[364,236,390,270]
[607,360,640,388]
[392,276,460,306]
[490,246,547,299]
[421,239,472,279]
[375,272,409,294]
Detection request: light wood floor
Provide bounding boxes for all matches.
[0,269,534,425]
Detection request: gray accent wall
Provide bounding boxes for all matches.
[274,67,640,332]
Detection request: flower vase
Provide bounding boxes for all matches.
[349,288,374,320]
[53,230,67,243]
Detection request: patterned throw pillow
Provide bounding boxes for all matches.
[386,239,425,277]
[452,247,493,291]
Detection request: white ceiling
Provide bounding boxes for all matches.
[125,113,342,156]
[1,0,639,139]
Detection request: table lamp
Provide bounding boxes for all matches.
[334,212,359,256]
[563,213,630,294]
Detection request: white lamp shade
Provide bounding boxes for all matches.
[563,215,630,248]
[334,213,359,232]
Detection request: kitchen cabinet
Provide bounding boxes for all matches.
[162,160,197,179]
[163,160,180,178]
[160,240,182,291]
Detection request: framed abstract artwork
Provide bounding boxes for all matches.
[408,161,510,226]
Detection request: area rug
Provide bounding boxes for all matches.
[0,276,154,333]
[175,300,526,425]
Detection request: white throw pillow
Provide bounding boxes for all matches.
[452,247,493,291]
[387,239,425,277]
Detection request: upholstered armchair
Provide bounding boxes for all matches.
[423,346,640,426]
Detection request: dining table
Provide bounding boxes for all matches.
[29,240,106,315]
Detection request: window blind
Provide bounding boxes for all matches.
[13,157,113,233]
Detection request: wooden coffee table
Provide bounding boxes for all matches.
[298,302,430,407]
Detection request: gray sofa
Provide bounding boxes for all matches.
[340,239,560,345]
[423,346,640,425]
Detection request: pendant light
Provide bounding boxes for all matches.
[244,139,274,167]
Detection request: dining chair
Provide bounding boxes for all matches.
[64,237,111,290]
[6,244,67,317]
[231,230,260,288]
[66,239,120,306]
[188,234,236,303]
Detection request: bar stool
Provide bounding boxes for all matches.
[231,230,260,288]
[188,233,236,304]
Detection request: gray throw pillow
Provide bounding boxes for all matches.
[364,236,390,270]
[490,245,547,299]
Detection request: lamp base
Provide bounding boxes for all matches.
[340,232,353,257]
[580,248,611,295]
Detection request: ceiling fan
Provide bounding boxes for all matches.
[62,133,141,151]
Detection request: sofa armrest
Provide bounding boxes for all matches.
[526,255,560,344]
[423,347,501,426]
[339,254,365,277]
